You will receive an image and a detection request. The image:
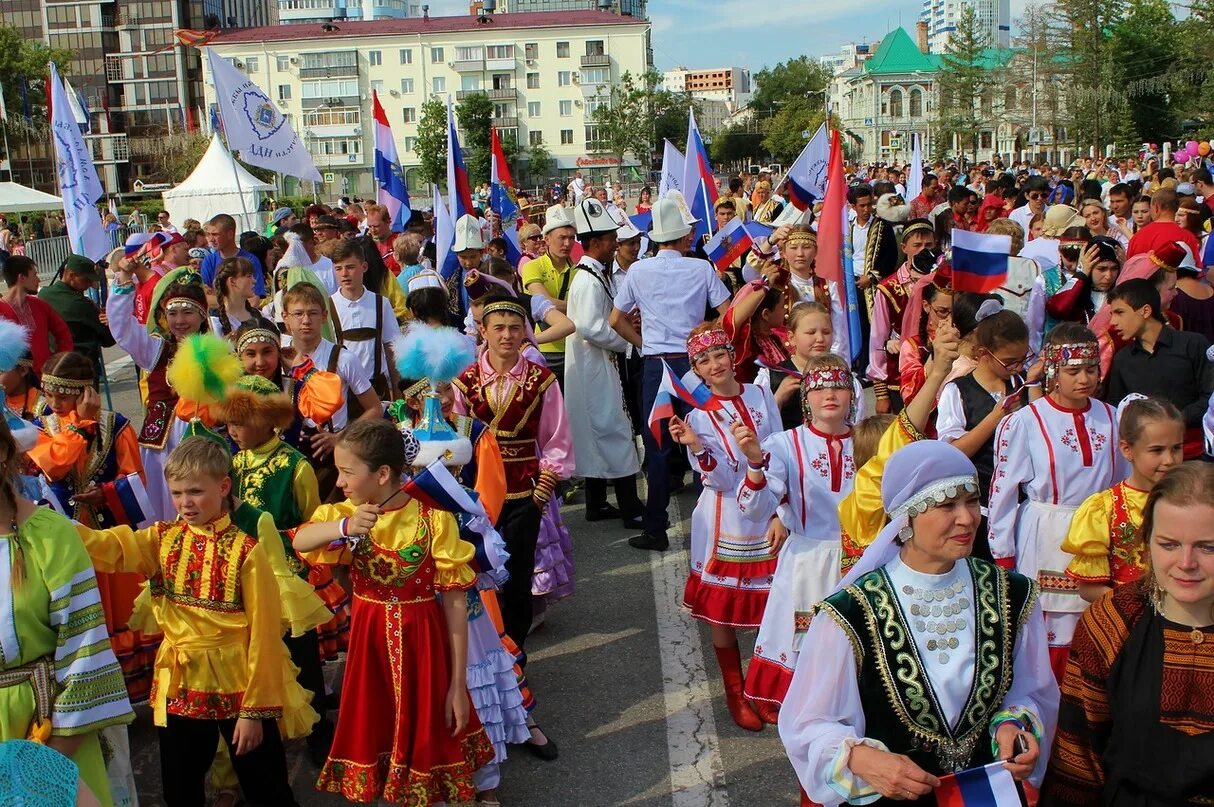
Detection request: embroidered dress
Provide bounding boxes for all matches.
[1042,580,1214,805]
[781,557,1057,805]
[0,509,134,807]
[75,515,317,735]
[738,424,856,704]
[1061,482,1149,588]
[303,501,495,805]
[26,409,160,704]
[682,384,782,627]
[988,396,1127,674]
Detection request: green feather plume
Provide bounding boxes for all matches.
[166,333,243,405]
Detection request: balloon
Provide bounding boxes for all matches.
[1200,142,1211,157]
[1187,140,1199,152]
[1173,149,1187,162]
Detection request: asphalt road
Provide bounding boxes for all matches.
[101,346,801,807]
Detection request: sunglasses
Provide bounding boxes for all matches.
[1026,192,1045,201]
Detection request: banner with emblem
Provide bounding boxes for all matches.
[48,62,109,261]
[205,48,321,183]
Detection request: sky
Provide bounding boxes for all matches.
[427,0,1033,71]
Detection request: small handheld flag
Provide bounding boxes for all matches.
[934,762,1021,807]
[704,217,754,271]
[951,230,1012,293]
[815,128,861,363]
[646,359,722,442]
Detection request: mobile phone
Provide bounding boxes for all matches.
[1014,733,1030,757]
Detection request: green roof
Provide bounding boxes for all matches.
[863,28,940,75]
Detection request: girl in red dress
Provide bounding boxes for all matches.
[294,419,494,805]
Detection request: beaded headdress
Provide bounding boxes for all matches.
[480,299,528,323]
[784,229,817,247]
[40,374,91,395]
[687,328,732,361]
[799,364,856,424]
[234,325,280,354]
[1042,339,1099,384]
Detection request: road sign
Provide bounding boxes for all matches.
[323,172,335,183]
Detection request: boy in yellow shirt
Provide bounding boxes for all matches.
[76,436,314,805]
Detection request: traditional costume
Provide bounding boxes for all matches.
[897,263,952,407]
[1060,481,1149,589]
[868,221,935,408]
[752,184,785,225]
[988,338,1128,679]
[738,363,856,706]
[1041,578,1214,804]
[779,441,1058,805]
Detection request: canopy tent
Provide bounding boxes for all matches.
[0,182,64,214]
[162,133,274,231]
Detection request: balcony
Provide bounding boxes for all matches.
[309,152,367,168]
[302,95,360,110]
[492,116,518,129]
[486,55,516,71]
[487,87,517,101]
[452,57,485,72]
[300,64,359,79]
[580,53,610,68]
[455,89,485,100]
[87,133,129,164]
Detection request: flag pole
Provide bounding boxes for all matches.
[206,48,256,231]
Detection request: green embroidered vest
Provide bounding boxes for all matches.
[817,558,1038,777]
[232,439,307,576]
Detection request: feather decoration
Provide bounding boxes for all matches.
[393,323,476,385]
[166,333,243,405]
[0,320,31,373]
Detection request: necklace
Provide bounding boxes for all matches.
[902,578,969,664]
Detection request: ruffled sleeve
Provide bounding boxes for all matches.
[297,502,356,567]
[250,509,331,637]
[1063,489,1113,584]
[428,507,477,592]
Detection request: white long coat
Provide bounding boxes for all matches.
[564,256,641,479]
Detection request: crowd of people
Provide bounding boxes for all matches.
[0,148,1212,807]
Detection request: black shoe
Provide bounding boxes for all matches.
[306,718,335,767]
[628,531,669,551]
[669,475,687,494]
[622,513,644,530]
[585,504,621,522]
[519,726,560,761]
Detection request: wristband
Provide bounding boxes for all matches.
[339,517,350,538]
[989,707,1041,758]
[110,282,135,295]
[746,451,769,472]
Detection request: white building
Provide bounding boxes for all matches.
[497,0,647,17]
[818,42,874,76]
[919,0,1011,52]
[205,9,651,196]
[278,0,410,24]
[663,66,751,113]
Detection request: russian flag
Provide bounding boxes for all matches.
[647,359,722,442]
[783,123,829,210]
[815,128,862,363]
[404,459,510,581]
[446,96,473,220]
[100,474,156,530]
[433,186,459,281]
[704,216,754,270]
[489,126,519,225]
[372,91,411,233]
[681,109,719,241]
[935,762,1021,807]
[952,229,1012,293]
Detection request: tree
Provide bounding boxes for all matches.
[1043,0,1128,150]
[589,69,696,170]
[761,99,830,164]
[1107,0,1178,146]
[455,92,493,187]
[524,142,554,186]
[934,4,1001,161]
[710,121,767,166]
[0,24,73,125]
[751,57,831,116]
[414,97,447,187]
[141,130,273,185]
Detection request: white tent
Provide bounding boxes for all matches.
[162,134,273,231]
[0,182,64,214]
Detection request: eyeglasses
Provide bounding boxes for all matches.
[989,351,1029,372]
[1026,192,1045,201]
[930,305,952,319]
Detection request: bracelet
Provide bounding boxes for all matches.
[338,517,350,538]
[988,707,1041,757]
[746,451,769,472]
[110,282,135,295]
[692,446,709,458]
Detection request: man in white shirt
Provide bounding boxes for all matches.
[610,197,730,551]
[328,239,402,401]
[154,210,180,234]
[569,171,587,204]
[1009,176,1050,235]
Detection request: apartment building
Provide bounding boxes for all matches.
[663,66,751,113]
[205,9,651,196]
[277,0,410,24]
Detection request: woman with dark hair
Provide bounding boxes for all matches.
[1042,462,1214,805]
[635,186,653,214]
[897,263,955,406]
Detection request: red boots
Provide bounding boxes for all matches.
[753,700,780,725]
[713,644,763,732]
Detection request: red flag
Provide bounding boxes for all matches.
[490,127,513,189]
[815,128,846,288]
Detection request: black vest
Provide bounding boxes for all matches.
[817,558,1037,796]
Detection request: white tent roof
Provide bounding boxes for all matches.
[0,182,64,214]
[162,134,273,230]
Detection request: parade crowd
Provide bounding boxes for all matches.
[0,150,1213,807]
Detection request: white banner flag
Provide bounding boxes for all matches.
[658,139,684,199]
[206,48,321,182]
[49,63,108,261]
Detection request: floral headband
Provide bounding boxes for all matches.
[802,366,852,390]
[687,328,732,361]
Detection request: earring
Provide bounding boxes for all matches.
[1150,573,1166,614]
[896,524,913,545]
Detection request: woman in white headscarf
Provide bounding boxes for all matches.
[777,440,1058,805]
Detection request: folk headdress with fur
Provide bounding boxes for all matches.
[220,374,295,433]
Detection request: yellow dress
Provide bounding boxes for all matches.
[76,514,318,736]
[838,410,928,573]
[1062,481,1149,586]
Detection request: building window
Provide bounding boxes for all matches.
[276,55,290,71]
[1004,86,1016,111]
[430,47,444,64]
[560,129,574,144]
[456,46,483,62]
[909,88,922,117]
[493,102,510,118]
[525,43,538,60]
[528,101,541,117]
[581,67,609,86]
[399,48,413,65]
[556,41,570,58]
[889,89,903,118]
[404,136,417,152]
[371,80,384,93]
[586,40,605,55]
[486,44,513,60]
[529,130,543,146]
[527,72,540,89]
[585,125,601,146]
[980,131,993,149]
[461,75,481,92]
[278,84,291,101]
[559,100,572,117]
[401,78,414,94]
[558,71,571,87]
[585,96,605,115]
[245,56,259,73]
[432,76,446,94]
[402,107,416,123]
[369,50,382,66]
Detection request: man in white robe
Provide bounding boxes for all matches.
[565,198,643,527]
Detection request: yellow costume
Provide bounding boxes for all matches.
[76,515,317,735]
[1062,481,1149,586]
